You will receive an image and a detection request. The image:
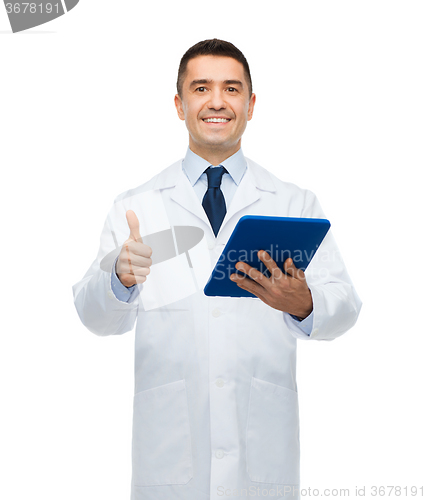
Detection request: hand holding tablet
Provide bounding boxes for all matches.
[204,215,331,314]
[230,251,314,319]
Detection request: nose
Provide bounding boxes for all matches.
[207,88,226,110]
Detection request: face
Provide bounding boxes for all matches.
[175,55,256,162]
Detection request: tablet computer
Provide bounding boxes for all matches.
[203,215,331,298]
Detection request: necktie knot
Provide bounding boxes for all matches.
[205,166,227,189]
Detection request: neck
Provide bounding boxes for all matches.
[189,141,241,166]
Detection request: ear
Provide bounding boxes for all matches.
[174,94,185,121]
[247,93,256,121]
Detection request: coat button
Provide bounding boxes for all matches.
[212,308,221,318]
[215,449,225,459]
[215,378,225,388]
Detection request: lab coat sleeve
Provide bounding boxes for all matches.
[283,189,362,341]
[286,312,314,338]
[72,201,140,336]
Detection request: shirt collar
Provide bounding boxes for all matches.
[182,147,247,187]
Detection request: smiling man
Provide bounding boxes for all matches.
[73,39,362,500]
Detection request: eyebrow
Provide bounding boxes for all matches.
[189,79,244,88]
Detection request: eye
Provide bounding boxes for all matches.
[195,87,208,92]
[226,87,238,92]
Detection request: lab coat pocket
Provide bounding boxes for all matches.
[132,379,193,486]
[246,377,300,485]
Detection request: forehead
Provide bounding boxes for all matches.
[184,55,246,84]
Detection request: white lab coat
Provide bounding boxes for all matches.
[73,157,362,500]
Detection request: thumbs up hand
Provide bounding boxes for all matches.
[116,210,153,287]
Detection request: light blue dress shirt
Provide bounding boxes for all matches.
[110,147,313,334]
[181,146,247,207]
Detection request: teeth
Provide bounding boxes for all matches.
[204,118,229,123]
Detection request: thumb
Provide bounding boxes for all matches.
[126,210,142,242]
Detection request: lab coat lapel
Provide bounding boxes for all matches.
[220,169,259,230]
[153,157,276,234]
[171,170,209,225]
[219,157,276,234]
[154,160,210,227]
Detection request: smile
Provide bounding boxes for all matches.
[202,118,231,123]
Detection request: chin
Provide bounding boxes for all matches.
[202,135,233,147]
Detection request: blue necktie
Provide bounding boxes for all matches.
[202,166,227,237]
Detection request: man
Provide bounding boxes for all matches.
[73,39,362,500]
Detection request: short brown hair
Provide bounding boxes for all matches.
[177,38,253,98]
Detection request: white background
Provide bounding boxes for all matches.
[1,1,426,498]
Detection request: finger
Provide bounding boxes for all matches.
[126,210,142,242]
[119,253,151,276]
[230,273,267,300]
[258,250,282,281]
[283,258,306,281]
[124,252,152,268]
[126,240,153,260]
[234,261,268,289]
[132,266,151,277]
[121,273,147,286]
